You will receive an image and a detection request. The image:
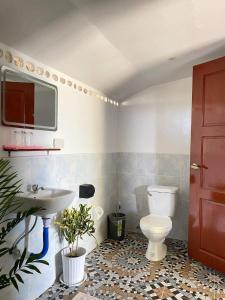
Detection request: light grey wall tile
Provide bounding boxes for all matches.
[2,153,117,300]
[135,153,157,175]
[180,155,190,181]
[154,175,180,186]
[116,152,190,241]
[155,153,182,177]
[117,152,137,174]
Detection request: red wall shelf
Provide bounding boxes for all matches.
[3,145,61,157]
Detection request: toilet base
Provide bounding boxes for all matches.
[145,240,167,261]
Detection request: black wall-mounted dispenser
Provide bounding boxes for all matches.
[79,184,95,199]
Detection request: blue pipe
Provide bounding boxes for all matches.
[31,218,50,259]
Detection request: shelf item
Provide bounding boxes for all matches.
[2,145,61,156]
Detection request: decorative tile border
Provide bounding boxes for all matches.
[0,47,119,107]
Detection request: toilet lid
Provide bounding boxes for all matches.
[140,214,172,232]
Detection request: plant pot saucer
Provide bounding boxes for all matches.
[59,272,87,287]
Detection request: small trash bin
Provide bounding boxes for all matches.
[108,213,126,241]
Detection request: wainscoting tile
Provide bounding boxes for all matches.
[136,153,157,175]
[155,153,182,177]
[117,152,137,174]
[2,153,117,300]
[117,153,190,241]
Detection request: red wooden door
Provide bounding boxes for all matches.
[189,56,225,273]
[3,82,34,125]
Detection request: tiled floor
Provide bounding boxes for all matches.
[38,233,225,300]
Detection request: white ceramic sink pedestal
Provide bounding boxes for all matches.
[16,187,75,217]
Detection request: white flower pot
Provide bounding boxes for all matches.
[61,247,86,285]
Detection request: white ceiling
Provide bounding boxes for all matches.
[0,0,225,100]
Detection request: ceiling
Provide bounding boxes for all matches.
[0,0,225,100]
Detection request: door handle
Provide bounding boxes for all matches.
[190,163,201,170]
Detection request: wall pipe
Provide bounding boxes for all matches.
[10,216,38,255]
[31,217,50,259]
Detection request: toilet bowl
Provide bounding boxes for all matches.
[140,214,172,261]
[140,185,178,261]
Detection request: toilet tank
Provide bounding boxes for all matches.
[147,185,178,217]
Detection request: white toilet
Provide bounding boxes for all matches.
[140,185,178,261]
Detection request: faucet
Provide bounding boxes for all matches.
[31,184,44,194]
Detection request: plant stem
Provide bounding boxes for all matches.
[75,236,79,256]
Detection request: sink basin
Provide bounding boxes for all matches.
[16,188,75,217]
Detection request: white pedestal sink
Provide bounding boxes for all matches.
[16,188,75,217]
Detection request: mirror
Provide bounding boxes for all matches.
[1,66,58,131]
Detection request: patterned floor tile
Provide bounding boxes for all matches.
[38,233,225,300]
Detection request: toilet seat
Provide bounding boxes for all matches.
[140,214,172,233]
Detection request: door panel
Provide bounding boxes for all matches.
[189,56,225,273]
[203,70,225,126]
[202,137,225,191]
[200,198,225,259]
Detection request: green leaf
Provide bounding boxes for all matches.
[19,248,27,268]
[26,265,41,274]
[10,277,19,291]
[15,274,24,284]
[0,248,9,257]
[13,259,20,274]
[26,254,37,263]
[0,274,10,290]
[33,260,49,266]
[0,160,22,221]
[20,269,33,275]
[9,265,15,278]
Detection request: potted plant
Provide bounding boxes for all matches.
[55,204,96,286]
[0,159,49,291]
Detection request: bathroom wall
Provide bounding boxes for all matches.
[0,43,118,300]
[0,42,192,299]
[117,78,192,240]
[0,51,118,154]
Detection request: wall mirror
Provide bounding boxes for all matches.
[1,66,58,131]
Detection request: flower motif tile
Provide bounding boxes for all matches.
[38,233,225,300]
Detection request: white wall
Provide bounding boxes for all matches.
[118,77,192,154]
[0,42,118,156]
